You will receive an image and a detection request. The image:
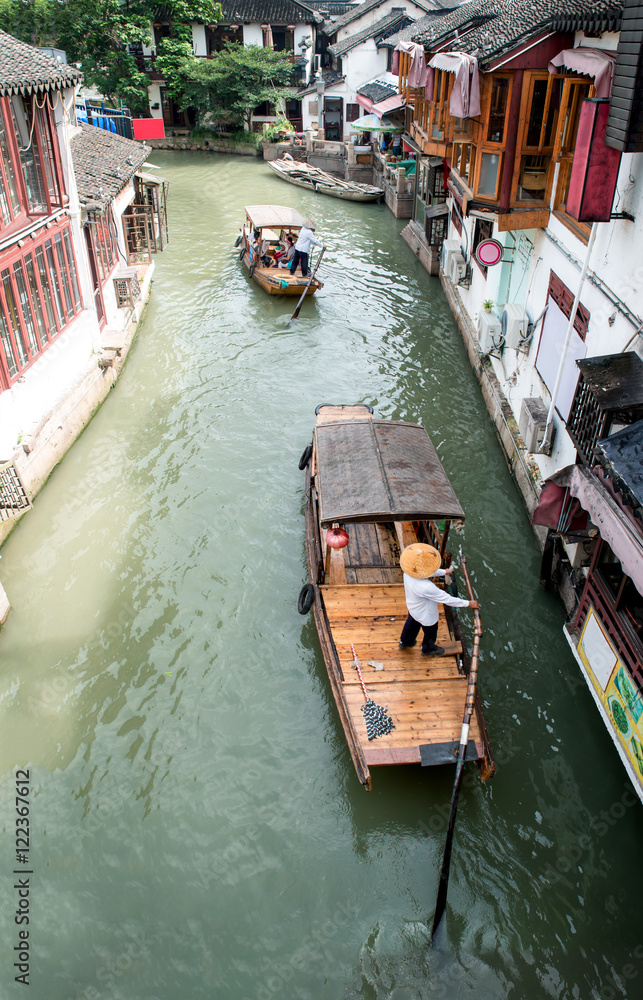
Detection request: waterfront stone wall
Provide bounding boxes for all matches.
[439,271,547,548]
[146,136,261,156]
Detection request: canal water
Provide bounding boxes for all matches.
[1,151,642,1000]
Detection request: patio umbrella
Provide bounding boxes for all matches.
[350,114,403,132]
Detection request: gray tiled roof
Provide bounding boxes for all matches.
[306,0,357,13]
[219,0,321,22]
[329,10,413,54]
[0,30,82,96]
[380,10,450,47]
[357,79,398,101]
[412,0,623,66]
[70,123,150,211]
[323,0,444,36]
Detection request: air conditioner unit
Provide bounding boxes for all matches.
[477,310,502,353]
[519,397,548,452]
[441,239,461,274]
[449,252,466,283]
[501,303,529,350]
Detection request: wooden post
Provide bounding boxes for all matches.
[499,69,523,213]
[396,166,406,194]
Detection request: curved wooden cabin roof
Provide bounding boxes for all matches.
[315,419,465,526]
[244,205,306,230]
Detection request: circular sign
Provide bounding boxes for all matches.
[475,238,503,267]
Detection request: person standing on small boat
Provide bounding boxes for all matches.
[399,544,478,656]
[290,220,324,277]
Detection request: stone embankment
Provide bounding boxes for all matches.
[146,135,261,156]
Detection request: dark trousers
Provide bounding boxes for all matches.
[400,614,438,653]
[290,249,309,276]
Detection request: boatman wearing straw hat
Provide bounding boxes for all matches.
[399,543,479,656]
[290,219,324,277]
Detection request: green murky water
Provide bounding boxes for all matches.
[1,151,642,999]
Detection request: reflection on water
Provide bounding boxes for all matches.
[0,152,642,999]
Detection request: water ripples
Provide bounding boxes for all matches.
[0,151,641,999]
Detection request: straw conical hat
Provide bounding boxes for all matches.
[400,543,441,579]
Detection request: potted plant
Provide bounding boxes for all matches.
[483,298,494,312]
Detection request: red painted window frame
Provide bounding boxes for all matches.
[0,95,67,233]
[0,219,82,390]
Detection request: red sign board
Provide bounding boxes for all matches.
[133,118,166,141]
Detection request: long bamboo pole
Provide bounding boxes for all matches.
[289,246,325,323]
[431,551,482,942]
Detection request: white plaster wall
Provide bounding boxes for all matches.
[98,181,138,331]
[343,42,389,92]
[148,83,163,119]
[243,25,263,47]
[192,23,207,56]
[0,311,97,457]
[576,31,619,51]
[57,94,100,353]
[335,2,425,42]
[445,148,643,481]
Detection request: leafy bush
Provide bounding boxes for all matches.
[262,117,295,143]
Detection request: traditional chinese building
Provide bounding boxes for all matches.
[0,32,168,612]
[391,0,643,797]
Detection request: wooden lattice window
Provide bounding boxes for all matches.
[427,160,446,202]
[122,209,152,264]
[113,268,141,309]
[425,211,448,246]
[0,462,31,522]
[88,209,118,281]
[567,375,607,465]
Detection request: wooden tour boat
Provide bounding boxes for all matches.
[236,205,324,296]
[268,155,384,202]
[299,404,495,790]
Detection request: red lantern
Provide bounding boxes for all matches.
[327,525,349,549]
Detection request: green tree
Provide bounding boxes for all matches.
[176,43,294,130]
[0,1,221,116]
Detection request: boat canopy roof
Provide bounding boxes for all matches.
[245,205,305,230]
[315,419,465,526]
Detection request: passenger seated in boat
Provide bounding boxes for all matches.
[272,235,295,267]
[260,237,274,268]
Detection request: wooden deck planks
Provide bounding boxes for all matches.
[315,405,373,425]
[321,579,485,759]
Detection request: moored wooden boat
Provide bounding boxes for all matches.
[268,156,384,202]
[299,404,495,790]
[236,205,324,296]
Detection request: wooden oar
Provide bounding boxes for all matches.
[289,246,325,323]
[431,550,482,943]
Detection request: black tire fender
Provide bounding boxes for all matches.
[234,235,242,247]
[298,583,315,615]
[239,248,245,260]
[298,443,312,470]
[248,261,256,278]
